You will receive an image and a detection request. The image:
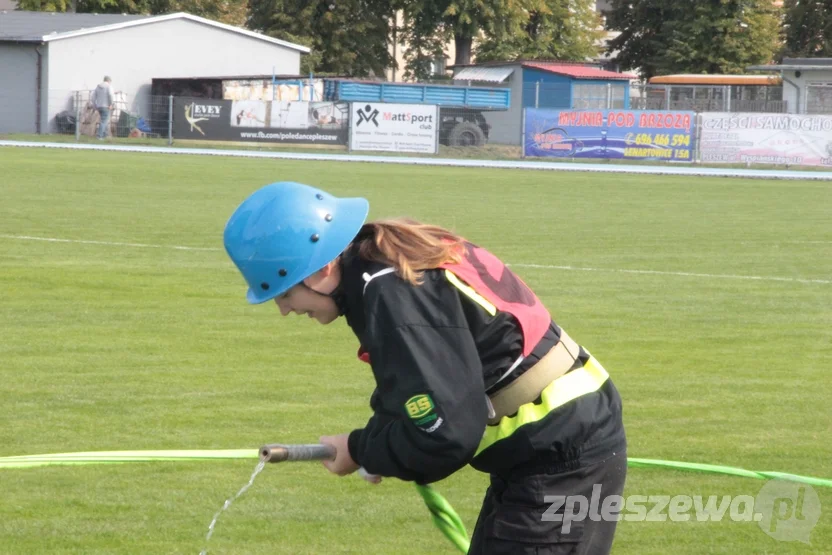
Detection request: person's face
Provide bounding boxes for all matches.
[274,261,341,325]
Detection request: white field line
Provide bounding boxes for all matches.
[0,234,220,252]
[741,241,832,245]
[509,263,831,285]
[3,234,829,285]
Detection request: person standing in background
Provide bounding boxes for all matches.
[93,76,114,140]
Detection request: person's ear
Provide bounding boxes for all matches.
[317,259,338,278]
[304,260,336,287]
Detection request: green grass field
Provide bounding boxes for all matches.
[1,146,830,554]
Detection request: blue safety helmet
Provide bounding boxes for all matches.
[223,182,369,304]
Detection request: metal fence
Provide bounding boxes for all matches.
[520,83,791,113]
[628,83,788,113]
[629,96,789,113]
[56,91,172,141]
[1,86,830,153]
[0,89,173,140]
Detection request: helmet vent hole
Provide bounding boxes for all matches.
[315,194,324,200]
[310,233,320,243]
[260,282,270,290]
[278,269,287,277]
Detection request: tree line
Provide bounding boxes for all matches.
[17,0,832,80]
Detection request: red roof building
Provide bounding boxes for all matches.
[450,60,637,146]
[520,61,636,81]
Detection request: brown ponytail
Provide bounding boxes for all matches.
[353,218,466,285]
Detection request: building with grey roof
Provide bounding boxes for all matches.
[747,58,832,114]
[0,11,309,134]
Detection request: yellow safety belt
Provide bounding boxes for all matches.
[476,357,610,456]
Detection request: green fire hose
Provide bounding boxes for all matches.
[2,448,830,554]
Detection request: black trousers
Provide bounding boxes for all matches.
[468,450,627,555]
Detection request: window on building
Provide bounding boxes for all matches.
[572,82,626,109]
[806,83,832,114]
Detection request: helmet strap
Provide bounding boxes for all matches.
[297,257,348,316]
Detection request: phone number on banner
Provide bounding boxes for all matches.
[623,133,691,159]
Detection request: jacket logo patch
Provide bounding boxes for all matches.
[405,394,435,420]
[423,416,443,433]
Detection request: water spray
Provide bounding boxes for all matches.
[256,443,469,551]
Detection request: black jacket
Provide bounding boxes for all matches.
[340,250,625,484]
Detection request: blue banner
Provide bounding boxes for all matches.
[524,108,696,161]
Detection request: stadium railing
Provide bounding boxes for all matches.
[2,86,829,159]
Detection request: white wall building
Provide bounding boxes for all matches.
[0,11,308,134]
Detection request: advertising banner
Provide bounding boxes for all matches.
[524,108,695,161]
[700,113,832,166]
[222,79,325,102]
[350,102,438,153]
[173,97,348,145]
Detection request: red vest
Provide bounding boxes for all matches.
[356,243,551,363]
[440,242,551,356]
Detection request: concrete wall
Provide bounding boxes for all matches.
[479,65,523,146]
[0,43,39,133]
[45,18,302,132]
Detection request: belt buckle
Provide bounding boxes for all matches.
[485,395,496,419]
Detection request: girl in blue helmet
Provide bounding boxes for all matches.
[224,182,626,555]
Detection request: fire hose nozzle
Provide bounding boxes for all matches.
[259,443,336,463]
